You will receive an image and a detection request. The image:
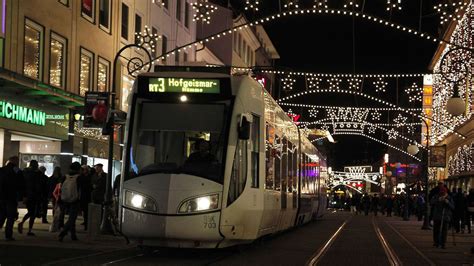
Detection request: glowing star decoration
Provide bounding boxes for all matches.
[307,76,321,89]
[387,128,398,140]
[371,110,382,121]
[284,0,299,10]
[373,77,388,92]
[308,107,319,118]
[328,77,342,90]
[286,109,301,125]
[407,125,414,134]
[405,82,422,102]
[313,0,328,9]
[344,0,361,9]
[386,0,402,11]
[347,78,362,91]
[321,124,330,131]
[281,75,296,91]
[192,1,217,24]
[367,124,376,134]
[434,1,468,25]
[135,26,160,54]
[393,114,407,127]
[245,0,260,11]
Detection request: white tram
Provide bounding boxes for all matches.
[119,67,327,248]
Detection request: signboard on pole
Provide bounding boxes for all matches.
[429,145,446,167]
[84,92,109,128]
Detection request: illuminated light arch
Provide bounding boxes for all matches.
[312,132,421,161]
[280,102,423,111]
[138,7,474,70]
[278,88,466,140]
[301,118,426,150]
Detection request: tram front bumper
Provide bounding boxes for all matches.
[121,207,223,248]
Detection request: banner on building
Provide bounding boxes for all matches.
[84,92,109,128]
[429,145,446,167]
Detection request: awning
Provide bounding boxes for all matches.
[0,68,83,108]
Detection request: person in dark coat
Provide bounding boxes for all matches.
[465,188,474,234]
[386,195,394,217]
[58,162,83,242]
[0,156,23,241]
[38,166,49,224]
[91,164,107,205]
[18,160,42,236]
[431,184,455,249]
[361,193,371,216]
[453,188,466,233]
[48,166,63,214]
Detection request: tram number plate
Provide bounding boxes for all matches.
[203,215,217,229]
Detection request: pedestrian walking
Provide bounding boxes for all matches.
[386,195,393,217]
[58,162,82,242]
[361,193,370,216]
[18,160,42,236]
[38,166,49,224]
[0,156,23,241]
[91,164,107,205]
[431,184,455,249]
[79,165,92,231]
[453,188,466,233]
[48,167,63,215]
[372,194,380,216]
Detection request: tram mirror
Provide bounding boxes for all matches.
[238,114,251,140]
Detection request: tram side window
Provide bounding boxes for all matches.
[303,154,308,194]
[274,136,281,191]
[228,139,248,205]
[288,141,293,192]
[250,115,260,188]
[265,123,274,190]
[281,138,288,193]
[292,145,298,192]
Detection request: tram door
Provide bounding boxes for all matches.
[280,138,288,209]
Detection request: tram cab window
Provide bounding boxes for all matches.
[128,102,229,183]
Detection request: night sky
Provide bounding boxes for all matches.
[212,0,441,169]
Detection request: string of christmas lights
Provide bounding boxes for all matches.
[279,102,422,111]
[245,0,260,11]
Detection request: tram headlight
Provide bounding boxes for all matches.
[124,190,157,212]
[178,194,219,214]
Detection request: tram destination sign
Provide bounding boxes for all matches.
[148,78,220,94]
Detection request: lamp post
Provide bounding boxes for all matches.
[407,118,430,229]
[100,29,155,234]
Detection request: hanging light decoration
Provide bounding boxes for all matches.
[245,0,260,11]
[386,0,402,11]
[284,0,299,10]
[328,77,342,90]
[347,77,362,91]
[314,0,328,9]
[192,0,217,24]
[367,124,377,134]
[281,74,296,91]
[393,114,407,127]
[135,25,160,54]
[405,82,422,102]
[434,1,469,25]
[387,128,399,140]
[373,77,388,92]
[371,110,382,121]
[308,107,319,118]
[307,76,321,89]
[344,0,361,9]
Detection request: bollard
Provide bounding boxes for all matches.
[88,203,102,237]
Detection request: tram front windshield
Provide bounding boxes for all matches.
[127,100,229,183]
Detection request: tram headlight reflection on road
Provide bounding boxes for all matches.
[124,190,157,212]
[178,194,219,214]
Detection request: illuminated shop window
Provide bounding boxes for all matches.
[49,33,66,88]
[121,74,133,111]
[23,19,43,80]
[97,57,109,92]
[79,48,93,96]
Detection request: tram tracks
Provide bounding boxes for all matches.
[372,217,402,266]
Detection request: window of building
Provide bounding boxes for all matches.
[49,32,66,88]
[81,0,95,23]
[251,115,260,188]
[184,2,190,28]
[121,3,129,40]
[183,51,188,62]
[23,19,44,80]
[97,57,109,92]
[134,14,142,44]
[79,47,93,96]
[161,35,168,63]
[121,73,133,111]
[162,0,168,9]
[176,0,182,21]
[99,0,111,32]
[58,0,69,6]
[152,27,159,57]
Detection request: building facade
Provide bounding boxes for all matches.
[0,0,196,175]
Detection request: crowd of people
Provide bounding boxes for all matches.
[332,182,474,249]
[0,156,109,242]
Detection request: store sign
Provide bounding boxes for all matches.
[148,78,220,94]
[0,100,45,126]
